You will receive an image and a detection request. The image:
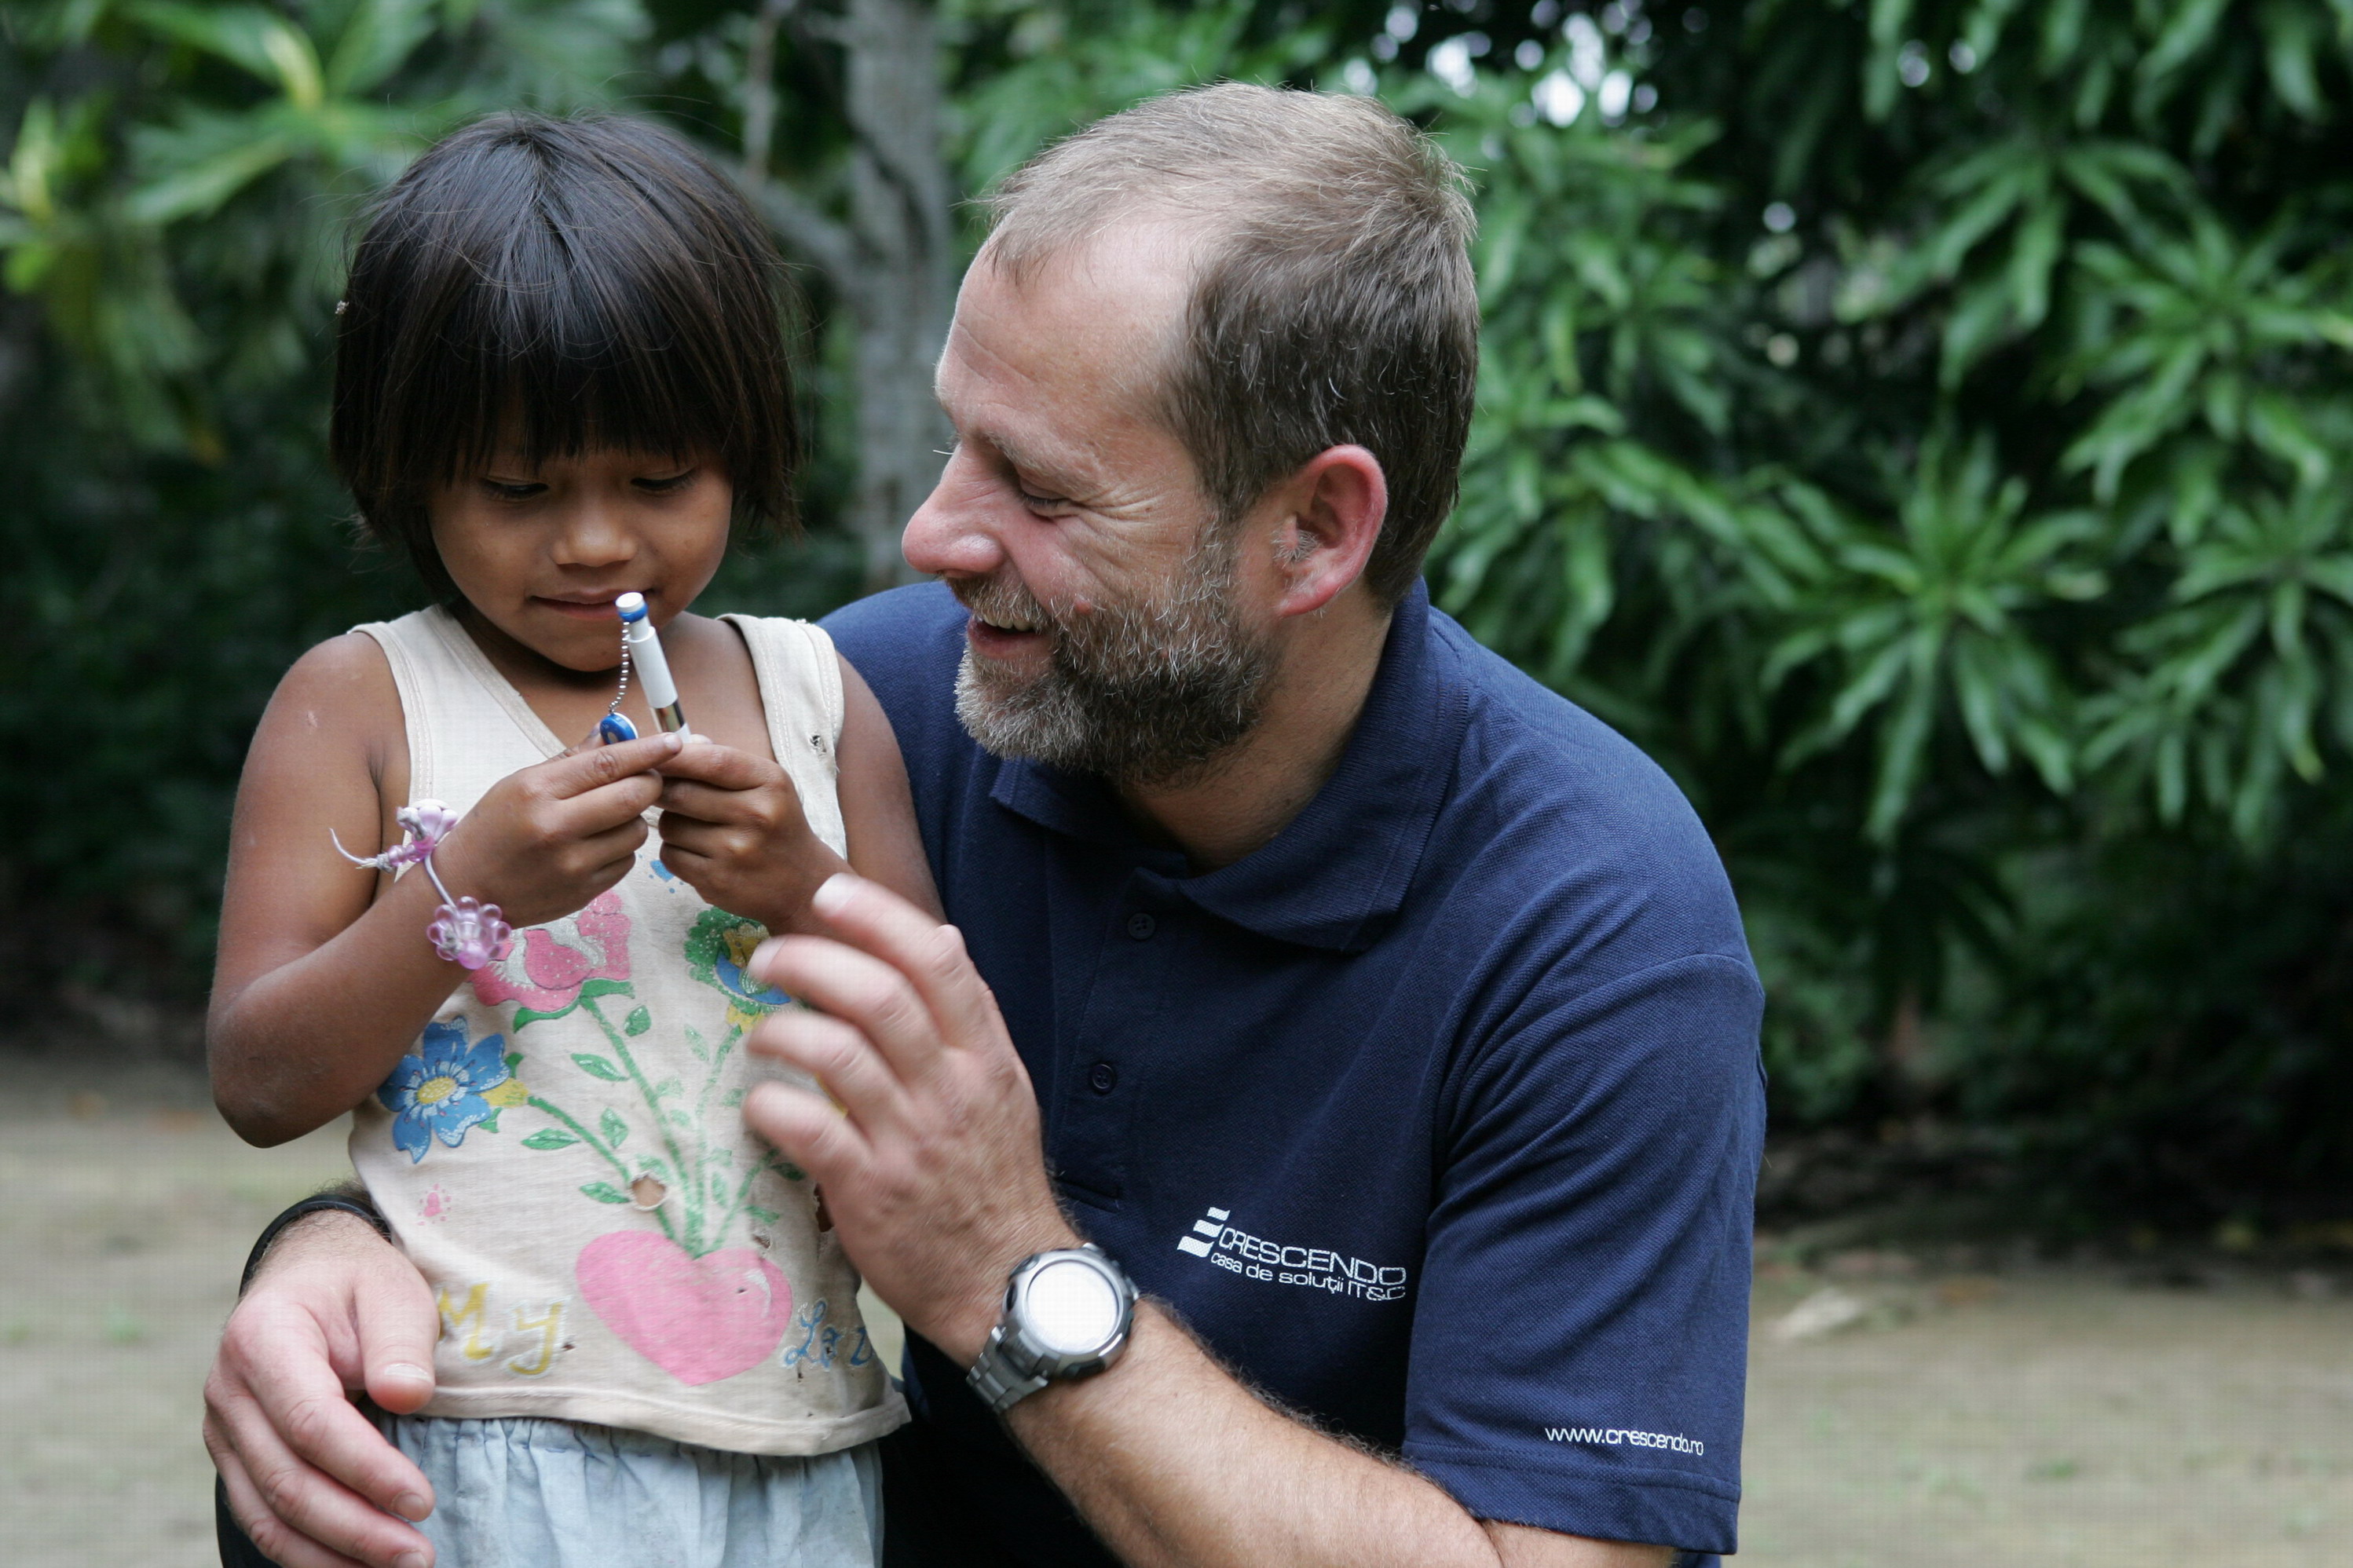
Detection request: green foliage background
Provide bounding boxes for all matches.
[5,0,2351,1223]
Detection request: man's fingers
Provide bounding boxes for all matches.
[211,1439,397,1568]
[230,1326,431,1518]
[747,1008,911,1135]
[743,1080,873,1182]
[207,1386,431,1568]
[751,934,946,1083]
[353,1260,442,1422]
[806,875,1003,1050]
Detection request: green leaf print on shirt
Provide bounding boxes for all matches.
[495,904,801,1259]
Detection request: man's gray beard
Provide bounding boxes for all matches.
[953,535,1276,786]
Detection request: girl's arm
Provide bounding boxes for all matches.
[833,655,944,920]
[648,653,942,930]
[209,635,681,1146]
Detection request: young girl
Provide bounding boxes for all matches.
[207,112,930,1566]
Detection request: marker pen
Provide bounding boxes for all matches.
[597,591,689,744]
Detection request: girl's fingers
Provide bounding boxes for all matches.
[572,816,650,872]
[651,813,746,864]
[539,733,680,796]
[747,1008,910,1135]
[655,777,763,824]
[556,771,668,833]
[653,742,778,789]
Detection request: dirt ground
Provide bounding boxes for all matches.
[3,1056,2348,1566]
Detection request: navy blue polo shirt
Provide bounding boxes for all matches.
[825,581,1765,1564]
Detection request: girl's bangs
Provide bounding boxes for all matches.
[399,253,735,485]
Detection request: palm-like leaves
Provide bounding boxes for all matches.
[1765,437,2089,839]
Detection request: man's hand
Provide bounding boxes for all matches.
[741,876,1675,1568]
[654,742,844,934]
[204,1212,441,1568]
[741,874,1074,1360]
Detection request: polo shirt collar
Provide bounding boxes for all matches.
[988,582,1461,953]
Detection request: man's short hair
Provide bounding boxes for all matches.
[981,83,1478,606]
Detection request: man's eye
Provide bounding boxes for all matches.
[1017,487,1069,511]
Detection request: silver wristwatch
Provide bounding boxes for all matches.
[966,1245,1138,1416]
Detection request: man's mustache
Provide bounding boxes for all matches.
[952,574,1063,634]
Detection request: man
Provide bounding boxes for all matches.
[207,86,1763,1568]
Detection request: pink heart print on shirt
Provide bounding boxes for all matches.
[576,1230,792,1385]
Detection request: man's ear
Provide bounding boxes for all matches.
[1268,444,1386,618]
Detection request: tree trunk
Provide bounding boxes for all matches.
[743,0,955,593]
[836,0,954,590]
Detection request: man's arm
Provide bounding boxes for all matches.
[1004,1303,1670,1568]
[741,874,1673,1568]
[205,1207,443,1568]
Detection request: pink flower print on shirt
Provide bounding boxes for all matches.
[472,891,631,1021]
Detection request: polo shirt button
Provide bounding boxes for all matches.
[1125,912,1157,941]
[1088,1061,1118,1095]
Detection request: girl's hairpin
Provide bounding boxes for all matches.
[334,799,513,970]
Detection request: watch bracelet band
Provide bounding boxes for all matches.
[240,1193,392,1296]
[967,1324,1055,1415]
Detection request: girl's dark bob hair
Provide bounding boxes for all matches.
[332,112,798,595]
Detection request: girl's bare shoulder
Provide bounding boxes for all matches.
[267,631,400,728]
[254,631,408,792]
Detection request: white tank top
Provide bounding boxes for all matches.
[346,606,904,1457]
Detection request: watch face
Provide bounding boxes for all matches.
[1021,1257,1122,1356]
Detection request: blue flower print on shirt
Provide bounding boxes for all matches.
[683,908,792,1031]
[379,1020,510,1163]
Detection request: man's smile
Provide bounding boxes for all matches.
[954,576,1059,662]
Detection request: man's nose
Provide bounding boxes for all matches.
[902,451,1008,579]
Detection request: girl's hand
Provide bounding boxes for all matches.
[428,733,682,930]
[652,742,847,933]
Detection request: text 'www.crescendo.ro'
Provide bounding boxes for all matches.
[1544,1426,1704,1456]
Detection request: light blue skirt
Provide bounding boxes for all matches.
[377,1413,882,1568]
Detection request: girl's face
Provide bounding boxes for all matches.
[429,447,732,672]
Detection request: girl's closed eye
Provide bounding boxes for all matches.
[480,476,546,503]
[634,466,700,495]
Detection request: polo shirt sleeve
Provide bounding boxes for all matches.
[1400,948,1765,1559]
